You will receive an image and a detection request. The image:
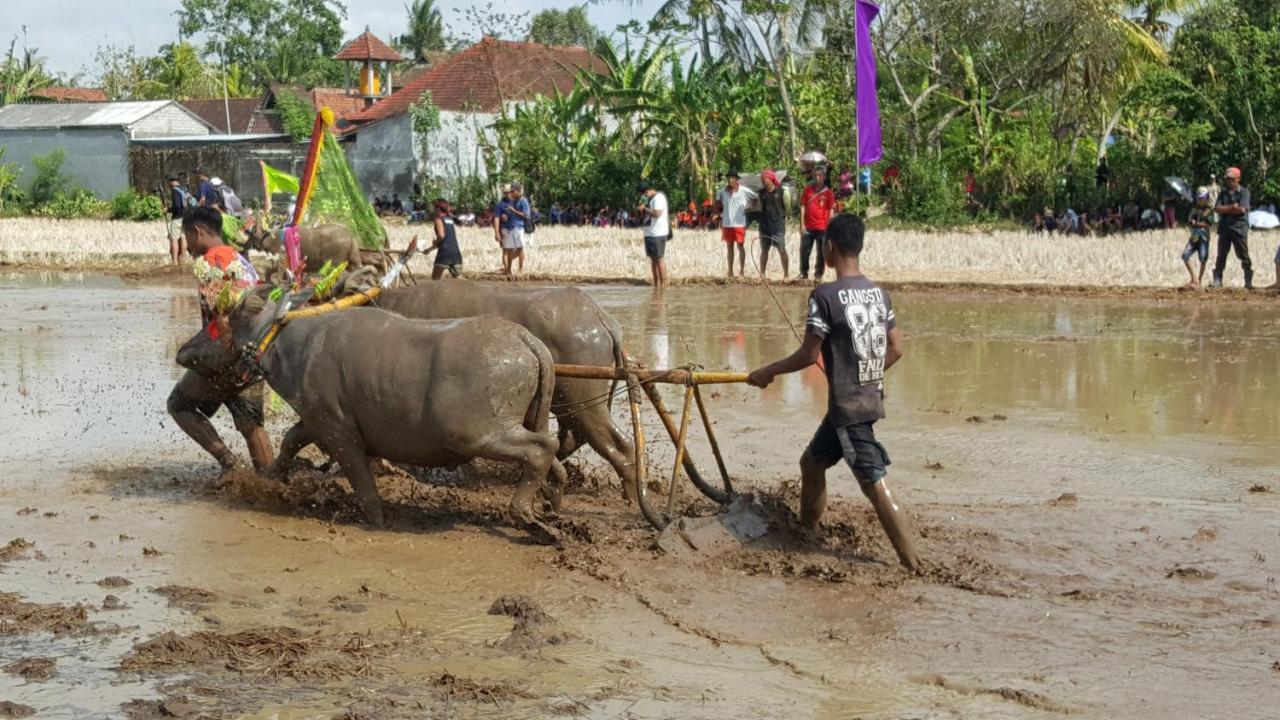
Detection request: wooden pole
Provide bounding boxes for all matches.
[627,372,663,529]
[666,385,695,519]
[640,381,729,504]
[553,364,748,385]
[693,384,733,496]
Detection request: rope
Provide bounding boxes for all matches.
[749,230,826,372]
[549,367,684,419]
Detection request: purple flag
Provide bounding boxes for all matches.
[855,0,882,166]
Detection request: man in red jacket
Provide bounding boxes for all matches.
[798,166,836,281]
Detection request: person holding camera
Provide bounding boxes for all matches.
[637,181,670,289]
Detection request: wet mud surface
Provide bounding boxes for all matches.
[2,272,1279,718]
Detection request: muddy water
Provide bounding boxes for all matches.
[2,273,1279,718]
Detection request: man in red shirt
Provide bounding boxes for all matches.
[798,166,836,281]
[167,206,273,474]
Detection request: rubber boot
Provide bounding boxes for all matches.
[1245,268,1255,290]
[861,480,921,571]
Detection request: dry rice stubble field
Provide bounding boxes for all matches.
[1,217,1275,288]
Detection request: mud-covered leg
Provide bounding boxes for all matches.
[267,422,312,480]
[859,474,921,571]
[167,372,238,470]
[332,445,385,527]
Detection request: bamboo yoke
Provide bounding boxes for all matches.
[252,255,747,529]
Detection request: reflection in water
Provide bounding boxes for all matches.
[593,285,1279,442]
[2,275,1275,484]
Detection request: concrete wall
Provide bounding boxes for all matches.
[350,114,415,198]
[0,127,129,199]
[419,110,495,180]
[131,105,211,139]
[350,109,497,198]
[129,143,309,206]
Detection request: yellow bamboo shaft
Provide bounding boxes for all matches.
[283,285,383,321]
[627,373,647,507]
[553,364,748,385]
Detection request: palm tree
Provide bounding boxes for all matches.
[1129,0,1202,42]
[0,33,54,106]
[399,0,446,62]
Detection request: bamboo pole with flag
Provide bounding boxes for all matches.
[855,0,883,168]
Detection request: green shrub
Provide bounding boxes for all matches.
[34,189,110,219]
[28,149,72,206]
[110,189,167,221]
[888,157,968,225]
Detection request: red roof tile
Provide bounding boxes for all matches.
[30,87,109,103]
[346,37,606,124]
[334,29,404,62]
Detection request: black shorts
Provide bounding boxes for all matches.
[805,416,891,486]
[167,370,265,430]
[644,234,667,259]
[434,261,462,277]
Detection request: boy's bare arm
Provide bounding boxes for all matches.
[884,326,905,371]
[748,332,822,388]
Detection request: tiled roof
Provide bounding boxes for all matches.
[180,98,283,135]
[29,87,109,103]
[334,30,404,62]
[346,37,605,124]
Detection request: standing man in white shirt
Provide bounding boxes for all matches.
[716,170,757,278]
[637,181,670,288]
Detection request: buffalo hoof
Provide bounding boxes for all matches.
[509,506,563,546]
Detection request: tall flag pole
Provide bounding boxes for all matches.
[855,0,883,167]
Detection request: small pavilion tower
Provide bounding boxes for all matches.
[334,27,406,107]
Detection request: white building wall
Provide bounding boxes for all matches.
[130,104,211,139]
[416,110,496,181]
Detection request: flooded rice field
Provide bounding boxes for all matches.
[2,271,1278,719]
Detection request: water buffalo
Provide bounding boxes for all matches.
[179,299,564,530]
[370,281,639,498]
[243,223,372,275]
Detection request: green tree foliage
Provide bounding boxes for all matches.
[399,0,447,61]
[275,89,318,142]
[0,32,54,105]
[177,0,347,91]
[0,146,20,212]
[528,6,599,47]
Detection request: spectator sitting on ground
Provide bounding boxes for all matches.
[1140,206,1162,231]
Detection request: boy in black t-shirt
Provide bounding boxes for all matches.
[748,213,920,569]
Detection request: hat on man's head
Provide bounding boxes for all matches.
[194,167,207,175]
[501,183,512,193]
[726,169,740,179]
[636,180,652,193]
[510,182,523,191]
[1225,167,1242,179]
[761,169,778,185]
[210,177,224,187]
[166,173,179,182]
[1196,186,1210,199]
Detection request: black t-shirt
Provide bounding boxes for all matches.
[1217,186,1250,236]
[170,187,187,218]
[805,275,897,426]
[759,186,785,236]
[436,216,462,265]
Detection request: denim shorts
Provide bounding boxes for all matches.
[1182,237,1209,263]
[805,416,891,486]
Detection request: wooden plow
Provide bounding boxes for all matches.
[553,364,748,530]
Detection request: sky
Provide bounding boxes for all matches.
[7,0,664,80]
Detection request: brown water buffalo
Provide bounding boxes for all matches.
[180,301,563,529]
[371,281,638,498]
[243,223,369,275]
